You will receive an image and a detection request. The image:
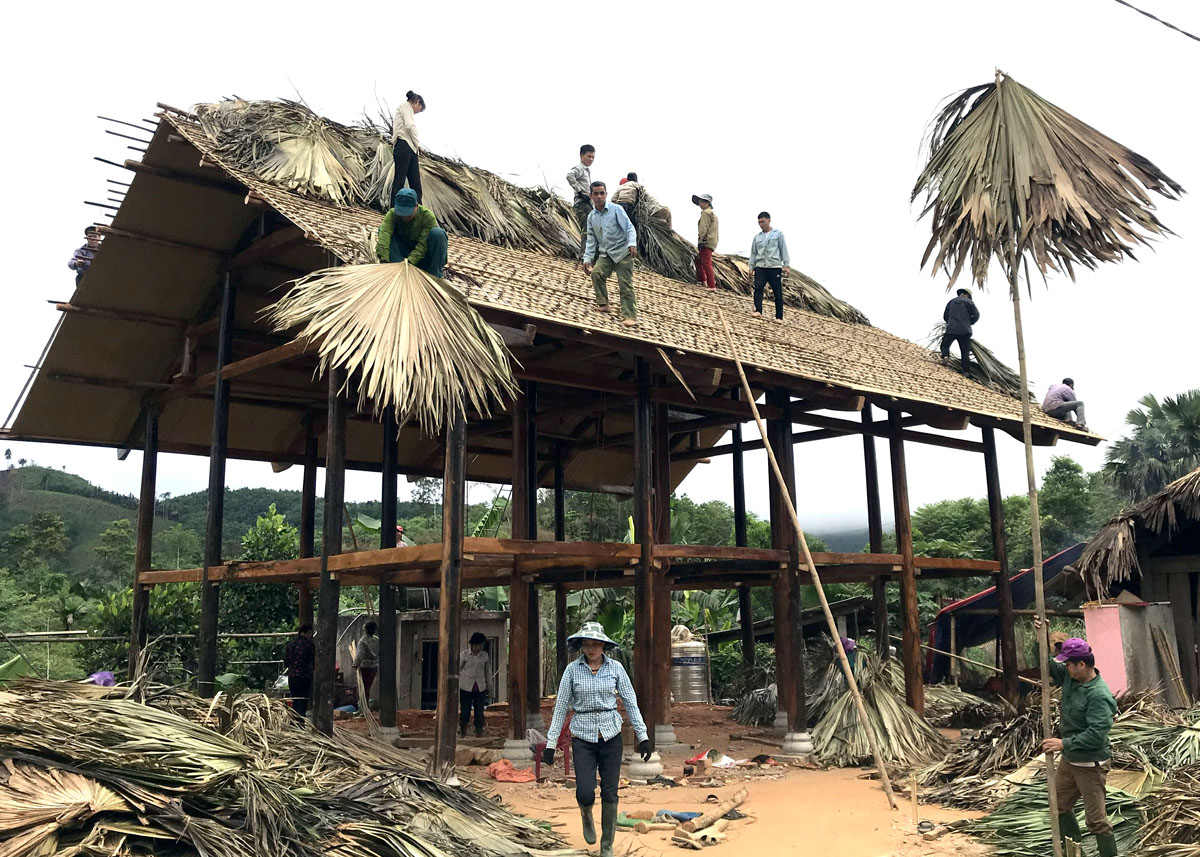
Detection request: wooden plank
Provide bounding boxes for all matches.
[889,409,923,715]
[432,411,466,773]
[97,224,224,257]
[655,544,790,561]
[53,301,187,329]
[120,158,246,195]
[914,557,1001,572]
[182,339,311,395]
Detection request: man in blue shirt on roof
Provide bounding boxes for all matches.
[748,211,789,322]
[582,181,640,328]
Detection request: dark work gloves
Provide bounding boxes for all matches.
[637,740,652,762]
[542,747,555,766]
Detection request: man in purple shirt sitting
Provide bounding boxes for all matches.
[1043,378,1087,431]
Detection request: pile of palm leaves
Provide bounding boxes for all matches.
[924,323,1030,399]
[267,262,517,435]
[967,779,1144,857]
[1137,764,1200,856]
[1110,703,1200,772]
[0,679,572,857]
[809,650,947,768]
[923,682,1006,728]
[731,684,777,727]
[915,707,1046,789]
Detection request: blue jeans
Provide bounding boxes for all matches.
[572,733,622,805]
[390,227,448,278]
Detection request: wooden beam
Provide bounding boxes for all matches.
[433,410,466,773]
[128,408,157,676]
[96,224,224,257]
[222,226,310,273]
[177,339,311,396]
[46,372,170,392]
[553,449,566,541]
[732,388,748,549]
[313,367,347,736]
[53,301,187,329]
[983,425,1019,704]
[120,158,246,195]
[889,409,923,715]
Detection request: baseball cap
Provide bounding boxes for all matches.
[1055,638,1092,662]
[393,188,419,216]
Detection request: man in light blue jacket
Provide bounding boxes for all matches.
[749,212,790,322]
[583,181,640,327]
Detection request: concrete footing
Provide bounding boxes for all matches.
[654,723,679,748]
[502,737,533,766]
[625,750,663,781]
[779,731,814,759]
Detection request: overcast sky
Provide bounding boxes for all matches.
[2,0,1196,535]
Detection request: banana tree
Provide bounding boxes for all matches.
[912,70,1182,855]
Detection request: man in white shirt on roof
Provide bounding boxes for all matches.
[748,211,790,322]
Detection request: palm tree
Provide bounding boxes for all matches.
[1105,390,1200,501]
[912,70,1183,855]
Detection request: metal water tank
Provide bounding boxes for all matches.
[670,625,711,703]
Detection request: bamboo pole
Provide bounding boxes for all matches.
[891,634,1040,685]
[716,307,896,811]
[1008,244,1061,857]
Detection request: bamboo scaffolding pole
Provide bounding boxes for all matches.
[890,634,1040,686]
[717,306,897,811]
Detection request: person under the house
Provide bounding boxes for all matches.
[352,621,381,705]
[693,193,718,291]
[840,635,858,672]
[391,90,426,203]
[940,287,979,374]
[543,622,652,857]
[567,144,596,248]
[1043,378,1088,431]
[376,188,448,277]
[749,212,789,322]
[283,623,315,719]
[1033,617,1119,857]
[459,632,490,738]
[582,181,640,327]
[68,226,102,285]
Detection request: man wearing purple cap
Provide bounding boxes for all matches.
[1035,619,1119,856]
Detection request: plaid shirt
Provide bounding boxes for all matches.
[283,635,314,678]
[546,654,648,745]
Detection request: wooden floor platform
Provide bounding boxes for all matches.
[138,538,1000,590]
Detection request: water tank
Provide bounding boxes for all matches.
[670,625,711,703]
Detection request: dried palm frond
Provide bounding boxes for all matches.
[0,761,127,855]
[731,685,777,727]
[913,72,1184,289]
[923,683,1006,728]
[268,262,518,435]
[924,323,1030,399]
[1138,764,1200,855]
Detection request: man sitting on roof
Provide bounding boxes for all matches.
[375,188,447,278]
[1042,378,1087,431]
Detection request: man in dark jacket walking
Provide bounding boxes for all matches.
[940,287,979,374]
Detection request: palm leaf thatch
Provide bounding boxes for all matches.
[925,323,1029,398]
[267,262,517,435]
[1137,764,1200,855]
[1074,466,1200,592]
[0,761,128,857]
[912,73,1184,287]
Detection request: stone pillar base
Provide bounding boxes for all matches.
[779,731,814,759]
[527,711,546,732]
[772,709,789,731]
[654,723,679,748]
[502,737,533,766]
[625,751,663,781]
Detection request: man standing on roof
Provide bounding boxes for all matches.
[391,90,426,203]
[749,212,788,322]
[940,287,979,374]
[1033,619,1119,857]
[1043,379,1087,431]
[68,226,102,285]
[376,188,448,277]
[583,181,640,328]
[693,194,718,291]
[612,173,672,232]
[567,145,596,248]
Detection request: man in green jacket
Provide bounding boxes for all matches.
[1035,621,1120,856]
[375,188,447,277]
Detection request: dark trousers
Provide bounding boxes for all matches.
[574,194,592,254]
[391,139,423,204]
[389,227,449,278]
[696,247,716,289]
[940,331,972,374]
[572,733,622,806]
[288,674,312,717]
[359,667,377,701]
[459,689,487,732]
[753,267,784,319]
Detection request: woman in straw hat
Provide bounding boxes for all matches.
[543,622,651,857]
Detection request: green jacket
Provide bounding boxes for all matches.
[376,205,439,265]
[1048,659,1117,763]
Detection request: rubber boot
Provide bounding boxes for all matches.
[578,802,596,845]
[600,802,618,857]
[1057,812,1083,852]
[1095,833,1119,857]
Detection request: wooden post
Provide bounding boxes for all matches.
[511,387,531,539]
[767,397,795,728]
[553,448,566,541]
[432,411,466,776]
[862,406,890,658]
[653,401,673,737]
[313,367,346,737]
[300,413,317,559]
[780,394,806,730]
[632,357,657,735]
[297,585,313,628]
[555,584,568,678]
[379,409,399,729]
[198,272,235,698]
[732,389,748,549]
[511,382,541,723]
[527,583,542,724]
[129,406,157,677]
[888,409,924,714]
[983,427,1019,704]
[771,571,793,726]
[508,570,529,739]
[739,586,755,666]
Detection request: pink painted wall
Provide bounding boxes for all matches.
[1084,605,1128,695]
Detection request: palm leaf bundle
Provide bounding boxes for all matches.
[731,685,777,727]
[810,650,947,768]
[268,262,518,435]
[923,682,1006,728]
[1137,764,1200,855]
[0,760,128,857]
[924,323,1029,398]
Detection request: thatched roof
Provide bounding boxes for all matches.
[1075,467,1200,591]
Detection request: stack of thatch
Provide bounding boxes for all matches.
[923,683,1006,729]
[924,323,1031,399]
[189,98,870,324]
[0,679,573,857]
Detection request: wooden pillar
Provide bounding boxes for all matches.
[198,272,235,698]
[862,406,890,659]
[888,409,924,714]
[313,367,346,736]
[632,357,657,737]
[526,584,542,722]
[129,406,157,677]
[555,584,569,678]
[508,570,529,739]
[379,409,399,729]
[766,394,794,728]
[771,571,793,728]
[553,448,566,541]
[432,411,466,775]
[983,427,1019,704]
[652,402,673,733]
[297,585,313,629]
[739,586,756,665]
[511,382,541,720]
[780,395,806,730]
[732,389,748,549]
[300,413,317,559]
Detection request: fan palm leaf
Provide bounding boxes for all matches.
[0,762,128,857]
[267,262,518,435]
